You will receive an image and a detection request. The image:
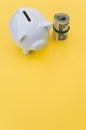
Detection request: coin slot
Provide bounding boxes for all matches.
[23,11,31,22]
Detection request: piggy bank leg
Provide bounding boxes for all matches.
[22,50,30,55]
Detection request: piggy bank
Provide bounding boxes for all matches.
[9,8,51,54]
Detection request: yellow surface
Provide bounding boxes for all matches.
[0,0,86,130]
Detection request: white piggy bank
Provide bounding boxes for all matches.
[9,8,51,54]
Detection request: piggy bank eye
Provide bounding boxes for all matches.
[23,11,31,22]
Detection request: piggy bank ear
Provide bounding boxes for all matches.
[17,32,26,41]
[43,21,51,29]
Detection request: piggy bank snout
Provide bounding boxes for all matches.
[32,40,46,50]
[43,21,51,30]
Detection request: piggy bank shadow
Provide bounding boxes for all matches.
[21,45,48,61]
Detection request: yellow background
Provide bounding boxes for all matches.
[0,0,86,130]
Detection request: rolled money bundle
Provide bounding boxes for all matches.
[53,13,70,40]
